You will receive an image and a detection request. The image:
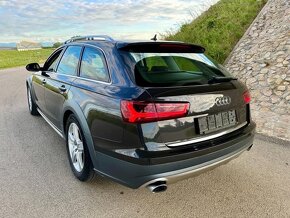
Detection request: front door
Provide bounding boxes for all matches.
[32,72,46,111]
[36,48,64,114]
[44,45,83,130]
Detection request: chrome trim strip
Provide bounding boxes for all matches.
[76,76,112,85]
[141,144,250,188]
[37,109,65,139]
[44,72,112,86]
[55,73,78,79]
[191,113,208,119]
[166,121,248,147]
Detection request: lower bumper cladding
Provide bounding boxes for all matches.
[141,143,252,188]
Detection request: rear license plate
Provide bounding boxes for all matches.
[198,110,237,134]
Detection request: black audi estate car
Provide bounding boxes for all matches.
[26,35,255,192]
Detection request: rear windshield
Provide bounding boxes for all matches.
[120,51,231,87]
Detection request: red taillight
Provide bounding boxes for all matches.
[120,100,189,123]
[243,91,251,104]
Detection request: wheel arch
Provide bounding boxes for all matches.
[63,110,74,133]
[26,75,33,88]
[26,75,41,108]
[62,100,99,169]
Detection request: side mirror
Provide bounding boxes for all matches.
[26,63,42,72]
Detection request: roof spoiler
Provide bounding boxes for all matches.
[117,42,205,53]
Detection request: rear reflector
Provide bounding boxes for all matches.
[243,91,251,104]
[120,101,189,123]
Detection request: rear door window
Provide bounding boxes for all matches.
[79,47,110,82]
[57,46,82,76]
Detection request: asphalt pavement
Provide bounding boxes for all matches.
[0,67,289,217]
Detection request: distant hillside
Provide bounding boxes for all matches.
[0,42,53,48]
[0,42,16,48]
[165,0,267,63]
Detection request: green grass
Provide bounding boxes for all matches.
[164,0,267,63]
[0,48,55,69]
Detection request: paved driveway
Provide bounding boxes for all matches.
[0,67,289,217]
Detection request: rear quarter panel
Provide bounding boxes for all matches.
[68,79,148,152]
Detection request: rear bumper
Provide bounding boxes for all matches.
[140,142,252,187]
[94,123,255,189]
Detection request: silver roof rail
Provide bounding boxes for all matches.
[64,35,114,44]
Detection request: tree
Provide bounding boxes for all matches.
[53,42,62,48]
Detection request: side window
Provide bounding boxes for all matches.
[45,49,63,72]
[80,47,110,82]
[57,46,82,76]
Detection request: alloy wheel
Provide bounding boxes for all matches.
[27,88,32,111]
[68,123,85,172]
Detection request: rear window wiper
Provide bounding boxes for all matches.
[208,76,237,84]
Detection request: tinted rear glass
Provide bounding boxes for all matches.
[120,51,231,87]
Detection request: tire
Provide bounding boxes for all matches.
[65,114,95,181]
[27,86,39,116]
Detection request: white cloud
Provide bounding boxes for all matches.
[0,0,219,42]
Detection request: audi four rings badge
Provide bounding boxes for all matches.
[215,96,231,106]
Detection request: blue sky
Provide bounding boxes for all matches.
[0,0,218,43]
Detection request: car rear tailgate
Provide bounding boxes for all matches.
[140,82,249,151]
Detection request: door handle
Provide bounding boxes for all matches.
[59,85,67,92]
[42,79,46,85]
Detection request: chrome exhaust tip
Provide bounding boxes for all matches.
[147,181,167,193]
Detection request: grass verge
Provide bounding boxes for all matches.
[164,0,267,63]
[0,48,55,69]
